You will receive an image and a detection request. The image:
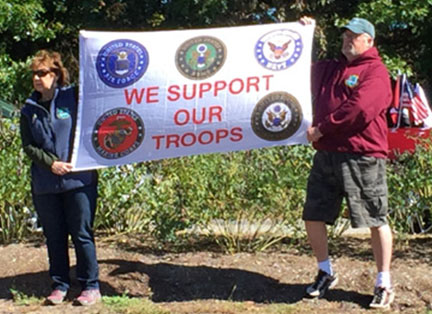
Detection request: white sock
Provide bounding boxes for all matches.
[318,259,333,276]
[375,271,391,288]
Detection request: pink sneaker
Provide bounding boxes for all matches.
[75,289,101,306]
[45,289,67,305]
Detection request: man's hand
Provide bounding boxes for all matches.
[51,161,73,176]
[307,126,323,142]
[299,16,315,26]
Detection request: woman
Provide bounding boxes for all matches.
[20,50,101,306]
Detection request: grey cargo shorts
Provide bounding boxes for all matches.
[303,151,389,228]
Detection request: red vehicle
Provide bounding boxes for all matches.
[387,127,431,160]
[386,74,431,159]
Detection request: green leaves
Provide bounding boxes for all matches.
[387,137,432,234]
[1,116,432,249]
[93,146,314,246]
[0,118,33,243]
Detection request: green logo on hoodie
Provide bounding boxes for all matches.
[345,74,359,88]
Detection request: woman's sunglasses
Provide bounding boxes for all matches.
[32,69,52,77]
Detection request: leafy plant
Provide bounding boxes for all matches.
[102,294,168,314]
[0,118,33,243]
[387,136,432,234]
[9,288,40,306]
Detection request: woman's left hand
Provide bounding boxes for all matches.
[51,161,73,176]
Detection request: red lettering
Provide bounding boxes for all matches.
[199,82,212,98]
[183,84,196,100]
[167,75,274,102]
[192,107,206,125]
[146,86,159,103]
[167,85,180,101]
[230,127,243,142]
[214,80,227,97]
[124,88,145,105]
[209,106,222,123]
[247,77,259,92]
[174,109,189,126]
[174,106,222,125]
[262,74,274,90]
[198,131,214,145]
[180,133,196,147]
[152,127,243,150]
[124,87,160,104]
[215,129,229,143]
[166,134,180,148]
[229,78,244,94]
[152,135,164,150]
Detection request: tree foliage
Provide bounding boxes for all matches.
[1,0,431,104]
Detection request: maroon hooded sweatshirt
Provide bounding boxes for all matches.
[312,47,392,158]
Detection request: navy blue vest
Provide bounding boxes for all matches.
[21,86,96,195]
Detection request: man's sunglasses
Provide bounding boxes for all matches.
[32,69,53,77]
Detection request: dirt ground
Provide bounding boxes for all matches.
[0,233,431,314]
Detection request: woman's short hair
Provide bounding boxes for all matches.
[31,50,70,87]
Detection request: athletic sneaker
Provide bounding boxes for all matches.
[45,289,67,305]
[369,286,395,309]
[75,289,101,306]
[306,269,338,298]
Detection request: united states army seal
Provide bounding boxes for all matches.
[175,36,226,80]
[92,108,144,159]
[251,92,303,141]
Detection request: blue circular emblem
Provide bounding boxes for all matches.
[255,29,303,71]
[96,39,149,88]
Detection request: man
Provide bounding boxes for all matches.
[300,17,394,309]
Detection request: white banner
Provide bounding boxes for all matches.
[71,22,315,170]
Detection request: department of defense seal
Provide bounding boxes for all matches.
[92,108,144,159]
[175,36,226,80]
[255,29,303,71]
[96,39,149,88]
[251,92,303,141]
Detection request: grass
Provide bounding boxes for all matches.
[8,289,168,314]
[102,295,169,314]
[9,288,40,306]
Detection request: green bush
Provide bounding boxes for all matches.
[387,137,432,234]
[97,145,314,244]
[2,115,432,247]
[0,118,33,243]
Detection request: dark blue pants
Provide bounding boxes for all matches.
[32,184,99,291]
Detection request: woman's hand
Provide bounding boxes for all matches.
[51,161,73,176]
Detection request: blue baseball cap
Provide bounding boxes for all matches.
[342,18,375,39]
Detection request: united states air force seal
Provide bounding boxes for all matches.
[255,29,303,71]
[251,92,303,141]
[92,108,144,159]
[175,36,226,80]
[96,39,149,88]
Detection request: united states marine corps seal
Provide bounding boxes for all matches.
[255,29,303,71]
[175,36,226,80]
[92,108,144,159]
[96,39,149,88]
[251,92,302,141]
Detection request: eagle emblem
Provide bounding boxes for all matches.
[103,119,133,150]
[267,40,291,60]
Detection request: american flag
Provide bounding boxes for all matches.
[400,75,432,127]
